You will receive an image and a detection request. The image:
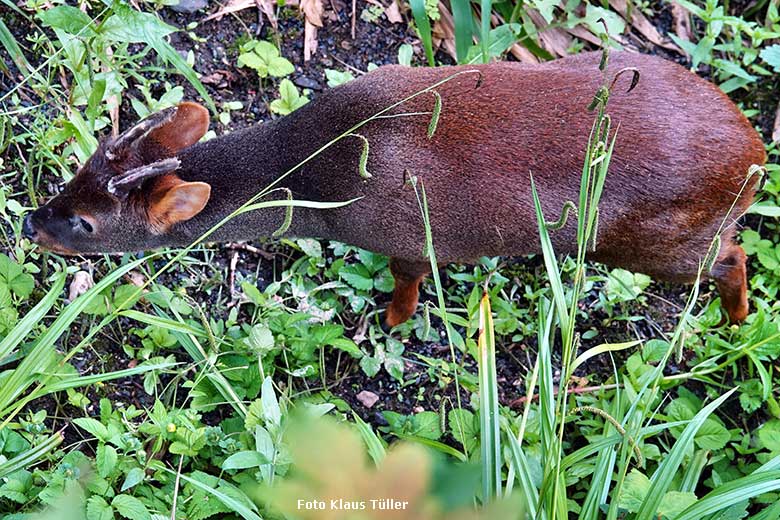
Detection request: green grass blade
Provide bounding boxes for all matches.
[0,257,149,419]
[0,270,66,362]
[0,18,42,84]
[479,0,491,63]
[0,431,63,480]
[171,471,263,520]
[674,471,780,520]
[635,388,737,520]
[30,361,177,395]
[119,310,208,337]
[530,174,570,334]
[504,424,539,517]
[410,0,435,66]
[477,292,501,500]
[571,340,640,373]
[450,0,473,63]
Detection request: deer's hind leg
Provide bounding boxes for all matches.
[385,258,431,328]
[711,240,749,323]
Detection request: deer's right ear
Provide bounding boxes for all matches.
[106,102,209,163]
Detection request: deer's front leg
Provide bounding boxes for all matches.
[384,258,431,328]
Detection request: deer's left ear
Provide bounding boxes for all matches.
[147,102,210,156]
[106,102,210,164]
[148,178,211,232]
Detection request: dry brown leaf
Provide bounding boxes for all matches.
[526,8,571,57]
[433,2,456,61]
[256,0,278,30]
[564,24,604,46]
[609,0,682,52]
[301,0,323,26]
[202,0,252,21]
[301,0,323,61]
[671,1,693,43]
[385,0,403,24]
[68,271,94,302]
[509,43,539,63]
[773,103,780,144]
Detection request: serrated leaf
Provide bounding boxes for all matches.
[695,419,729,450]
[760,44,780,72]
[73,417,110,442]
[112,494,150,520]
[96,444,117,478]
[340,264,374,291]
[86,496,114,520]
[619,469,651,513]
[360,356,381,377]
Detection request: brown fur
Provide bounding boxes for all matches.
[24,52,766,326]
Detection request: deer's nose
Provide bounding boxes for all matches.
[22,214,37,240]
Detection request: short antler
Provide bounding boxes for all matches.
[107,158,181,197]
[105,106,179,161]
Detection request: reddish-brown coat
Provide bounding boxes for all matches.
[24,52,766,326]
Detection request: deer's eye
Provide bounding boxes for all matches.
[80,218,94,233]
[69,215,94,234]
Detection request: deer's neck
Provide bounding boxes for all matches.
[167,113,337,246]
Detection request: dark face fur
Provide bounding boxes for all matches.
[23,103,211,255]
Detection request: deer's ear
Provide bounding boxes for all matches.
[148,178,211,232]
[106,102,209,164]
[148,102,210,155]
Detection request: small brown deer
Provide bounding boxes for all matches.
[23,51,765,326]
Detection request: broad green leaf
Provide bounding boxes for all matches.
[222,450,269,470]
[38,5,95,36]
[73,417,110,442]
[121,467,145,492]
[86,496,114,520]
[96,444,117,478]
[112,494,151,520]
[619,469,651,513]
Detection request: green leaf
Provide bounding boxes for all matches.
[449,409,478,453]
[38,5,95,36]
[120,467,145,492]
[695,419,729,450]
[268,56,295,77]
[324,68,355,87]
[360,356,381,377]
[0,254,34,298]
[761,44,780,72]
[86,496,114,520]
[261,377,281,429]
[411,411,442,440]
[112,494,150,520]
[340,264,374,291]
[222,450,269,470]
[330,338,362,358]
[245,324,274,355]
[619,468,651,513]
[758,419,780,452]
[658,491,697,519]
[73,417,110,442]
[96,444,117,478]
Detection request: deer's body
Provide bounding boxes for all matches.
[24,51,766,326]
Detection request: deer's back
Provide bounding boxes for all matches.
[279,52,766,278]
